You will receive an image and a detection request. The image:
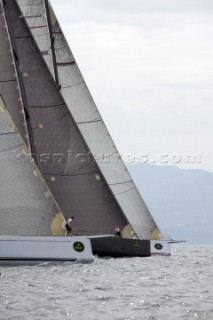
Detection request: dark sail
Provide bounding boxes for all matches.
[2,0,128,235]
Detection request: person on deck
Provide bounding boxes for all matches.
[114,227,121,238]
[65,217,74,236]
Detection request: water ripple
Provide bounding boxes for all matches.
[1,246,213,320]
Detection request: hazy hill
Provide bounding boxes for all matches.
[128,164,213,245]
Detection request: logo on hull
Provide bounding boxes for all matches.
[73,241,85,252]
[154,243,163,250]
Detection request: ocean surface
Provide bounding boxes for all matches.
[1,246,212,320]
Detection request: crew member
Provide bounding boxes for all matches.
[114,227,121,238]
[65,217,74,236]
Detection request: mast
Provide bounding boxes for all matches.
[2,0,37,159]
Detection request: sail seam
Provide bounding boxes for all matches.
[56,61,75,66]
[109,180,132,186]
[30,25,47,29]
[28,103,64,109]
[77,119,102,125]
[0,79,16,83]
[114,187,135,196]
[0,132,17,136]
[24,15,44,19]
[61,82,84,89]
[18,3,44,7]
[43,171,98,177]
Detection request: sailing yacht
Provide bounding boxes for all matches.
[0,0,172,257]
[21,0,171,255]
[0,96,93,265]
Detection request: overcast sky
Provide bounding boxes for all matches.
[51,0,213,171]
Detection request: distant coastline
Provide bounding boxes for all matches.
[128,163,213,245]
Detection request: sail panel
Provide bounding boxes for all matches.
[0,96,65,236]
[44,173,127,235]
[3,0,129,235]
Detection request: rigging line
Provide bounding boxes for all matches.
[28,103,64,109]
[0,131,17,136]
[56,61,75,66]
[23,15,44,19]
[77,119,102,125]
[109,180,132,186]
[114,187,135,196]
[61,81,84,89]
[30,25,47,29]
[43,171,98,177]
[0,79,16,83]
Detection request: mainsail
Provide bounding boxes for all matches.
[17,0,161,239]
[0,95,65,236]
[1,0,129,236]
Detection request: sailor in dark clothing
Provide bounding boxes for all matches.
[114,227,121,238]
[65,217,74,236]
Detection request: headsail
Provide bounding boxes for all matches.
[20,1,161,240]
[2,0,129,236]
[0,95,66,236]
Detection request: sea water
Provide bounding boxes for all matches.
[0,246,212,320]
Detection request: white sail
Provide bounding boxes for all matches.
[0,96,65,236]
[19,1,161,240]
